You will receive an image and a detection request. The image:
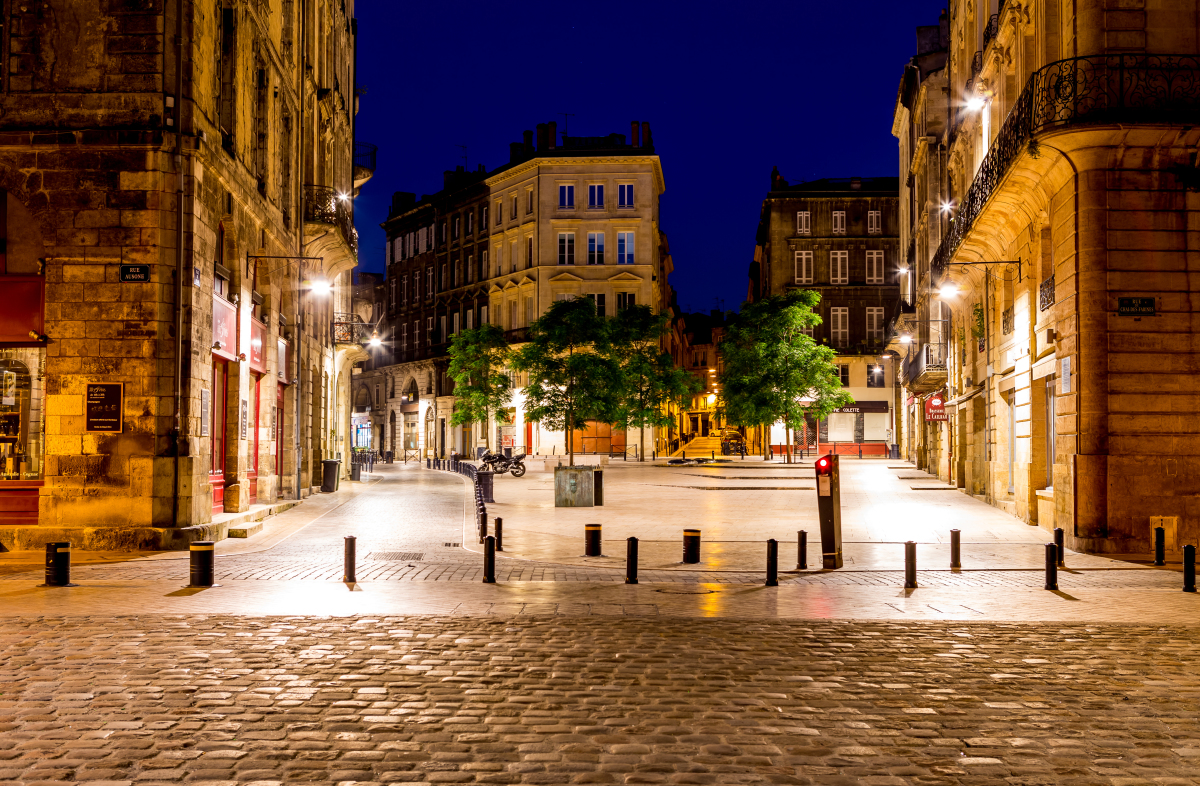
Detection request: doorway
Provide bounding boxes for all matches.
[210,359,228,514]
[248,375,261,505]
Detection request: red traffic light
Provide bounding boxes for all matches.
[817,457,829,471]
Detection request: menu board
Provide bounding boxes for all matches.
[85,383,123,433]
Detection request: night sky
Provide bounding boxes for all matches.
[351,0,948,313]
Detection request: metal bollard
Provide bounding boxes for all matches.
[1054,527,1065,567]
[188,541,217,588]
[483,535,496,583]
[1184,544,1196,593]
[43,542,75,587]
[797,530,807,570]
[343,536,357,583]
[495,517,503,551]
[585,524,602,557]
[426,458,430,469]
[479,510,487,544]
[904,541,917,589]
[626,536,639,585]
[766,539,779,587]
[950,529,961,569]
[1155,526,1166,566]
[683,528,701,564]
[1044,542,1058,590]
[712,450,715,460]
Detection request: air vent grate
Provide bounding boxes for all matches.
[368,552,425,561]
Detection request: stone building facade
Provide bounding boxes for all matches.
[893,0,1200,553]
[0,0,369,549]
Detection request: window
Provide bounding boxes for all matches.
[426,316,433,345]
[426,267,434,297]
[831,307,849,347]
[414,321,419,348]
[555,293,573,302]
[508,301,517,329]
[868,210,881,235]
[466,212,474,235]
[832,210,846,235]
[830,251,848,284]
[867,362,885,388]
[587,232,605,265]
[466,308,473,330]
[453,216,460,239]
[511,195,518,219]
[217,7,237,147]
[559,185,574,208]
[527,190,534,214]
[588,184,604,208]
[481,305,488,324]
[481,205,488,227]
[586,293,607,317]
[495,245,503,277]
[794,251,813,284]
[452,312,460,335]
[525,296,534,325]
[526,237,534,269]
[558,233,575,265]
[836,364,850,387]
[389,277,397,310]
[510,240,518,272]
[496,200,503,224]
[618,184,634,208]
[481,249,488,279]
[438,264,445,291]
[440,315,447,342]
[866,307,884,342]
[796,211,810,235]
[866,250,884,284]
[401,323,407,351]
[617,232,635,264]
[467,255,474,283]
[617,292,636,311]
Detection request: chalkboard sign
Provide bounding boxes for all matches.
[85,383,123,433]
[119,264,150,282]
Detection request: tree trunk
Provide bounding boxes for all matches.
[786,425,792,464]
[567,406,574,467]
[640,423,645,461]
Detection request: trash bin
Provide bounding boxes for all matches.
[321,459,341,492]
[350,462,361,481]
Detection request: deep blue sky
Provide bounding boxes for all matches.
[352,0,947,313]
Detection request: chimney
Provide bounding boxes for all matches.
[443,170,454,189]
[547,120,557,148]
[536,123,548,151]
[851,177,862,190]
[509,142,523,162]
[631,120,641,147]
[523,129,534,151]
[640,121,652,148]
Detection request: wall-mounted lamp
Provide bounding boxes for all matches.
[212,341,223,351]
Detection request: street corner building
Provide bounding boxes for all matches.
[891,1,1200,553]
[362,121,673,461]
[0,1,372,550]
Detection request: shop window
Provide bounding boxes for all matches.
[0,353,44,481]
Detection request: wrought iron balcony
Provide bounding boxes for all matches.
[983,11,1001,48]
[900,342,948,393]
[353,142,377,187]
[304,185,359,258]
[933,53,1200,285]
[1039,274,1055,311]
[333,312,373,346]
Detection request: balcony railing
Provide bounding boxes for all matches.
[304,184,359,258]
[353,142,377,172]
[901,342,948,389]
[933,53,1200,284]
[983,12,1001,48]
[1039,274,1055,311]
[333,312,373,345]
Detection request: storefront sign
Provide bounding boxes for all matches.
[118,264,150,282]
[277,338,290,383]
[249,319,266,373]
[831,400,890,414]
[923,393,948,422]
[85,383,123,433]
[212,295,237,360]
[1118,297,1155,317]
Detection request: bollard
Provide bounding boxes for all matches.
[682,450,686,459]
[712,450,715,460]
[585,524,602,557]
[766,539,779,587]
[479,510,487,544]
[904,540,917,589]
[950,529,961,569]
[483,535,496,583]
[1155,526,1166,566]
[1054,527,1065,567]
[1044,542,1058,590]
[478,471,495,504]
[626,536,639,585]
[683,528,701,564]
[495,517,503,551]
[343,536,357,583]
[797,530,807,570]
[1184,544,1196,593]
[188,541,217,588]
[43,542,75,587]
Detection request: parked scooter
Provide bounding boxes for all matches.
[481,450,527,477]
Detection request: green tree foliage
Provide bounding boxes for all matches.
[609,305,701,461]
[447,324,512,451]
[719,290,851,461]
[511,297,622,466]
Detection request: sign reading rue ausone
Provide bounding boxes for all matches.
[1118,297,1156,316]
[85,383,123,433]
[118,264,150,282]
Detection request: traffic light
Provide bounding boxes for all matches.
[813,453,842,569]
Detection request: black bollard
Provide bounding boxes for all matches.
[626,536,639,585]
[1185,544,1196,593]
[1155,526,1166,566]
[766,539,779,587]
[188,541,217,588]
[585,524,602,557]
[478,471,495,503]
[495,517,503,552]
[478,510,487,544]
[483,535,496,583]
[343,536,357,583]
[1054,527,1065,567]
[904,541,917,589]
[426,458,430,469]
[683,528,701,564]
[43,542,75,587]
[1044,542,1058,590]
[797,530,807,570]
[950,529,961,569]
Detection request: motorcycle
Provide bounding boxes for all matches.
[481,450,527,478]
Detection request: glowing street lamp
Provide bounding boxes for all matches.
[309,279,331,296]
[369,330,382,348]
[938,282,959,299]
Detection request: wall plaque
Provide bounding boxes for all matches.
[1118,297,1155,317]
[200,389,211,437]
[1062,356,1072,394]
[118,264,150,282]
[240,399,248,440]
[85,383,123,433]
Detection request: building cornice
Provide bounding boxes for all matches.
[487,156,666,195]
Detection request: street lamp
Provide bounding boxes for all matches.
[369,330,381,348]
[966,96,986,111]
[309,279,332,296]
[899,332,913,344]
[938,282,958,298]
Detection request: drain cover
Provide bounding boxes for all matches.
[368,552,425,561]
[654,588,719,594]
[444,543,460,547]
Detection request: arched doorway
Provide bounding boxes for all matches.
[424,405,435,459]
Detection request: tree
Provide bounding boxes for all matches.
[511,297,622,466]
[447,324,512,452]
[609,305,701,461]
[719,290,851,463]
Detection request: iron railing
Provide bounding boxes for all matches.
[333,312,373,345]
[304,184,359,258]
[353,142,377,173]
[1039,274,1056,311]
[1001,307,1014,334]
[934,53,1200,285]
[983,13,1001,47]
[901,342,948,386]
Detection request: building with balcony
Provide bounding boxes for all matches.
[374,121,670,459]
[894,1,1200,553]
[749,173,902,455]
[0,0,371,547]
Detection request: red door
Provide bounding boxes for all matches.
[210,359,227,514]
[525,421,533,454]
[248,375,260,505]
[275,383,284,484]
